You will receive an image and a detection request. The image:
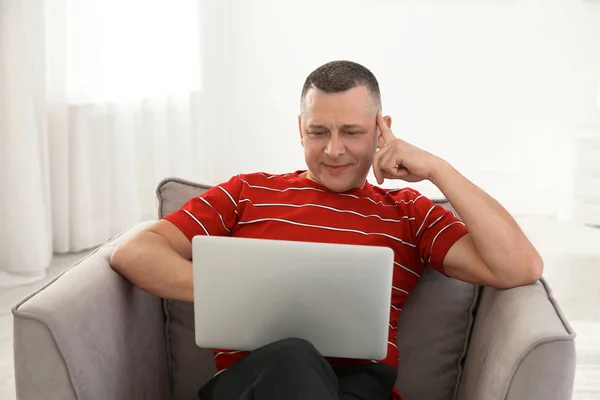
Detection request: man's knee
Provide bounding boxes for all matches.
[253,337,326,370]
[264,337,321,360]
[257,338,337,388]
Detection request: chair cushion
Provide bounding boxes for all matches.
[395,268,479,400]
[157,178,217,399]
[156,177,479,400]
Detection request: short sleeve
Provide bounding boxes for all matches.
[410,194,469,273]
[162,175,243,242]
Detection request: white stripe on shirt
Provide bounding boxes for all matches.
[198,197,230,233]
[427,221,466,264]
[392,286,409,295]
[258,173,277,179]
[415,205,436,237]
[240,178,400,208]
[237,218,416,248]
[217,186,237,208]
[394,194,424,205]
[183,210,209,236]
[239,178,325,194]
[338,192,403,207]
[428,215,444,230]
[214,350,244,359]
[384,188,418,198]
[238,198,415,223]
[394,261,420,278]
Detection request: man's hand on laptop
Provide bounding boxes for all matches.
[372,110,447,185]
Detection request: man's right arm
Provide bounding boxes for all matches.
[110,174,243,302]
[110,219,195,302]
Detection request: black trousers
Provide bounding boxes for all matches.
[198,338,397,400]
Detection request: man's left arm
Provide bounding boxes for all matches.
[430,161,543,289]
[373,110,543,289]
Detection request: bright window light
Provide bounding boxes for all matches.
[65,0,201,103]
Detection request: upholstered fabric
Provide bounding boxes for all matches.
[13,318,78,400]
[395,268,478,400]
[12,222,170,400]
[10,176,576,400]
[456,279,576,400]
[157,178,217,398]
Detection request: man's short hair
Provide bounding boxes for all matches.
[300,60,382,112]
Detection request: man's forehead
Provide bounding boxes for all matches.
[304,86,374,109]
[303,107,375,128]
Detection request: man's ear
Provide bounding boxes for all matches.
[376,115,393,149]
[384,115,392,129]
[298,115,304,147]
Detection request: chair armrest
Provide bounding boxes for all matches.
[12,221,170,400]
[457,278,576,400]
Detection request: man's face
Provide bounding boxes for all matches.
[298,85,389,192]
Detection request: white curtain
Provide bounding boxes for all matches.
[1,0,221,287]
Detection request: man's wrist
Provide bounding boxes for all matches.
[428,158,453,187]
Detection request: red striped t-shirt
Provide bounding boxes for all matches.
[163,170,469,400]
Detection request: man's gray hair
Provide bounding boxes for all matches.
[300,60,382,112]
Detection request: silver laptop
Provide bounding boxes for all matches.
[192,235,394,360]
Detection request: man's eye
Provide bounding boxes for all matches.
[309,131,325,136]
[347,131,361,136]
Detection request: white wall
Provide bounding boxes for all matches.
[203,0,600,219]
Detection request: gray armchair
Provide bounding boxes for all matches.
[12,177,577,400]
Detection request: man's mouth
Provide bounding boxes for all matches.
[324,164,350,174]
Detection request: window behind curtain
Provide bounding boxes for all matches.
[65,0,201,104]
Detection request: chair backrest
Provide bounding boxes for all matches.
[156,177,479,400]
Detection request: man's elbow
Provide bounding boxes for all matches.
[527,251,544,283]
[109,241,149,291]
[109,241,134,276]
[511,252,544,288]
[109,243,124,271]
[493,252,543,289]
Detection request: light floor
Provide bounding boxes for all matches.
[1,217,599,399]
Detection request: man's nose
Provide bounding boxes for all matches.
[325,134,345,158]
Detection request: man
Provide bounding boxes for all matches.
[110,60,543,400]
